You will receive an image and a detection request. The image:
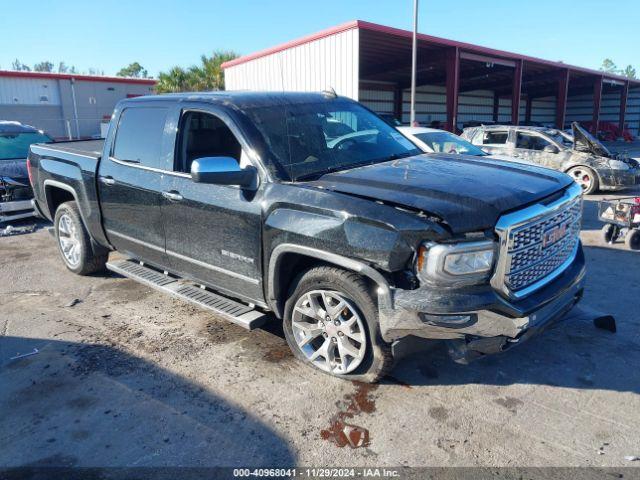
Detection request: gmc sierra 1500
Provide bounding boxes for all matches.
[28,92,585,382]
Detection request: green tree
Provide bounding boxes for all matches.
[33,61,54,72]
[156,50,238,93]
[11,59,30,71]
[117,62,149,78]
[156,67,191,93]
[600,58,618,73]
[621,65,637,79]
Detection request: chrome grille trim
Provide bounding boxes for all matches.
[490,182,583,299]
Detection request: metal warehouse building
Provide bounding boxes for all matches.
[0,71,156,139]
[223,20,640,136]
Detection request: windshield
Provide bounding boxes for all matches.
[414,131,487,156]
[544,129,572,148]
[243,100,421,181]
[0,132,52,160]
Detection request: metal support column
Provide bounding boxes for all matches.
[394,85,403,122]
[619,81,629,132]
[556,69,570,129]
[525,96,532,123]
[445,47,460,133]
[592,76,603,135]
[511,60,523,126]
[409,0,419,126]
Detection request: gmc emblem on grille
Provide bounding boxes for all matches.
[542,222,569,248]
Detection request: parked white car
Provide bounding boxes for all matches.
[398,126,527,164]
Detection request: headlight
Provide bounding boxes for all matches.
[608,160,630,171]
[415,240,496,286]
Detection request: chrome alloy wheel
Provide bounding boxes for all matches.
[291,290,367,375]
[568,167,593,192]
[58,213,81,267]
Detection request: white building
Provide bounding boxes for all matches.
[0,70,156,139]
[223,20,640,135]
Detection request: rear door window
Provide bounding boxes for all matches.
[113,107,169,169]
[516,132,552,151]
[482,130,509,146]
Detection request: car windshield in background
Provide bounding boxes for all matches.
[0,132,52,160]
[544,129,572,148]
[414,131,487,156]
[244,100,421,181]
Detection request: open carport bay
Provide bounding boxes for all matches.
[1,188,639,469]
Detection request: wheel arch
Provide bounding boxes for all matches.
[267,244,392,319]
[43,180,80,220]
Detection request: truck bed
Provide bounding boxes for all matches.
[34,139,104,160]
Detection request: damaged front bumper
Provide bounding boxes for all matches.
[598,167,640,191]
[379,245,586,363]
[0,177,35,222]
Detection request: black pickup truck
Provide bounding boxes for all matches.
[28,92,586,382]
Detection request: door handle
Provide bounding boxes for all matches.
[99,176,116,186]
[162,190,183,201]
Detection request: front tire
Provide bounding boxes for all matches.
[567,166,599,195]
[283,266,393,383]
[54,201,107,275]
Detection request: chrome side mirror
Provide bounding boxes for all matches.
[190,157,257,188]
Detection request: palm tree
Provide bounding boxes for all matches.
[156,51,238,93]
[157,67,190,93]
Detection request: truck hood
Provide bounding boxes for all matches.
[310,154,574,234]
[0,159,28,184]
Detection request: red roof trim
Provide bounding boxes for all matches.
[222,19,640,86]
[221,20,359,69]
[0,70,156,85]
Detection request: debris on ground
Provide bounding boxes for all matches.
[63,298,82,308]
[625,456,640,461]
[10,348,39,360]
[594,315,616,333]
[0,223,37,237]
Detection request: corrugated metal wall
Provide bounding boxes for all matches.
[566,90,640,135]
[0,77,62,105]
[0,77,153,138]
[359,84,559,129]
[224,29,360,99]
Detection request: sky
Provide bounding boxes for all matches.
[1,0,638,77]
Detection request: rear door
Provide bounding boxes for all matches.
[161,106,265,304]
[98,105,173,268]
[472,128,511,155]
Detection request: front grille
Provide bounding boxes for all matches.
[491,183,583,298]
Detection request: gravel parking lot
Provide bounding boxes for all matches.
[1,187,639,470]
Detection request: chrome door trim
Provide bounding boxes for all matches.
[106,230,260,285]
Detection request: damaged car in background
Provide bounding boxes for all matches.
[29,92,587,382]
[462,122,640,194]
[0,121,52,222]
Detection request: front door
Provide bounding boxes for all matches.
[98,105,172,268]
[161,109,264,304]
[512,130,560,168]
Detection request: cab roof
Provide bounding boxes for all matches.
[122,91,348,109]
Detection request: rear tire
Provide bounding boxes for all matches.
[54,201,107,275]
[601,224,616,244]
[625,229,640,251]
[282,266,393,383]
[567,166,599,195]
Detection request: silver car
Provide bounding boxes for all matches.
[462,122,640,194]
